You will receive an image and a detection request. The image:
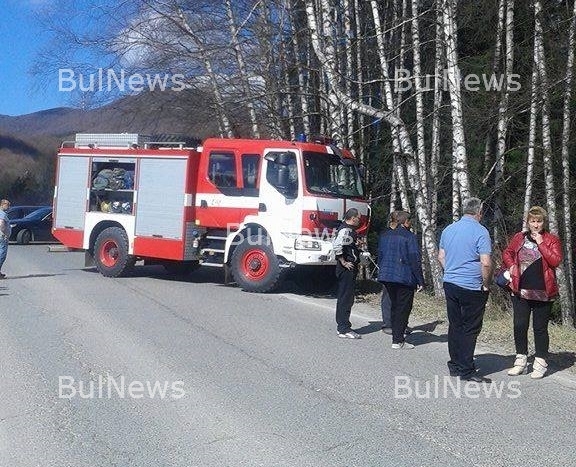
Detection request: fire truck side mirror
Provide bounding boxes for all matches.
[265,151,298,199]
[264,151,291,166]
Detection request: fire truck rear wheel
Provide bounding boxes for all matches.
[231,235,281,293]
[94,227,135,277]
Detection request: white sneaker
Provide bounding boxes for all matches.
[391,342,415,349]
[338,330,362,339]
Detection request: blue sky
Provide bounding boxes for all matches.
[2,0,59,115]
[1,0,104,116]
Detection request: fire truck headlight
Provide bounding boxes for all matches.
[294,238,321,251]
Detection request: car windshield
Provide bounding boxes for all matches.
[24,209,50,220]
[303,151,364,198]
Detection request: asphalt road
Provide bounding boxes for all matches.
[0,244,575,467]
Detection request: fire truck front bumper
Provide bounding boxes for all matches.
[290,236,335,265]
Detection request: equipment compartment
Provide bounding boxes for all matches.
[89,159,136,214]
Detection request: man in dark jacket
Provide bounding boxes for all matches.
[377,210,424,349]
[379,211,397,334]
[333,208,362,339]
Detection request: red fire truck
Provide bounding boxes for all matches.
[52,133,369,292]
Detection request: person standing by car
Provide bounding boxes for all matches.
[0,199,12,279]
[438,197,492,383]
[502,206,562,379]
[377,210,424,349]
[333,208,362,339]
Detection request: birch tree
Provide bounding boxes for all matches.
[483,0,506,171]
[522,66,539,221]
[429,3,444,228]
[441,0,470,213]
[175,7,233,137]
[225,0,260,137]
[305,0,444,296]
[493,0,514,239]
[558,0,576,319]
[533,0,571,325]
[410,0,429,212]
[288,0,312,137]
[369,0,409,210]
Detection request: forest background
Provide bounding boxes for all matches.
[2,0,575,327]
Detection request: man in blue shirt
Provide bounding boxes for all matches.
[438,198,492,382]
[377,210,424,349]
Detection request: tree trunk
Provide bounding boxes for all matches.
[430,3,444,231]
[558,0,576,326]
[533,0,571,325]
[176,7,232,137]
[225,0,260,138]
[523,65,539,221]
[369,0,409,209]
[442,0,470,204]
[411,0,430,214]
[492,0,514,242]
[483,0,506,172]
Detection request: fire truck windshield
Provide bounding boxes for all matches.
[303,151,364,198]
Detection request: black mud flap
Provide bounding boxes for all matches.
[85,251,95,267]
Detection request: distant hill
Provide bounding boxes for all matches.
[0,88,222,139]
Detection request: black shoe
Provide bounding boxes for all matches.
[447,361,461,377]
[460,374,492,383]
[404,326,413,335]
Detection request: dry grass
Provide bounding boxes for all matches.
[359,283,576,374]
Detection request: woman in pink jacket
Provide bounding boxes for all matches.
[502,206,563,379]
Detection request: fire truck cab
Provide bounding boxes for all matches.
[52,133,369,292]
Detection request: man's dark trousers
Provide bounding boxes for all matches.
[443,282,489,377]
[383,282,414,344]
[335,265,357,333]
[380,283,392,327]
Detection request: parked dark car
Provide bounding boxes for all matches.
[9,207,56,244]
[6,205,51,220]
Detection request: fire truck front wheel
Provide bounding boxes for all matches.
[231,235,281,293]
[93,227,135,277]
